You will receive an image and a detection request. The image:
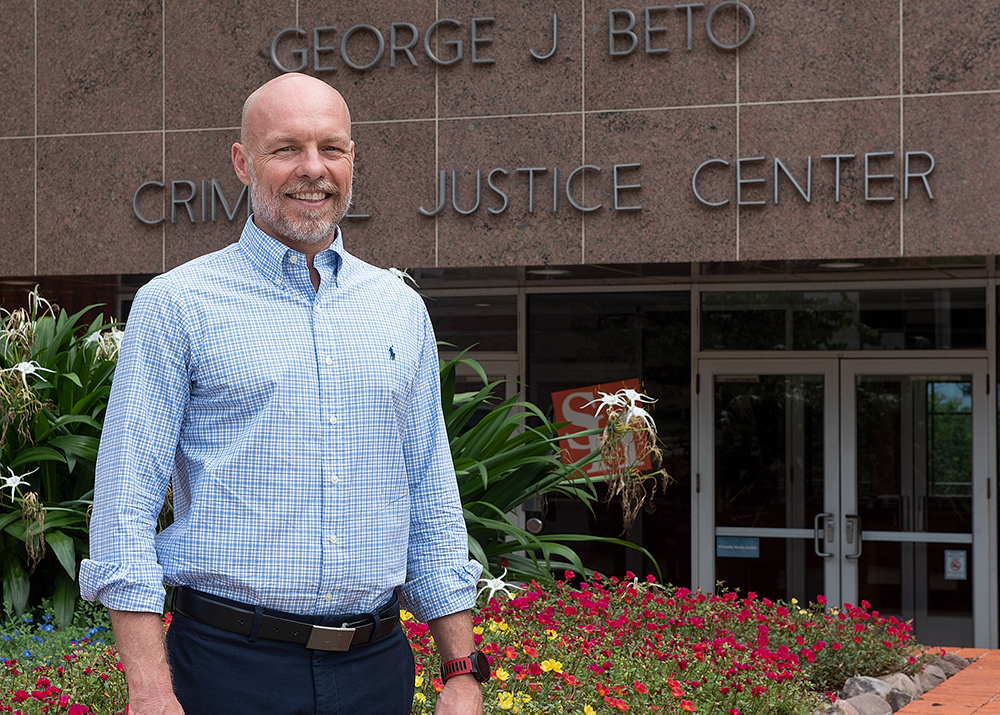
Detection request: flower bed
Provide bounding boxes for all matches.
[408,573,922,714]
[1,575,922,714]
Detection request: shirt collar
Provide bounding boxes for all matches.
[237,216,345,285]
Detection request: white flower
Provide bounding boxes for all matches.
[584,391,627,415]
[2,467,38,501]
[387,267,418,287]
[1,361,56,390]
[621,388,656,406]
[476,568,524,602]
[625,403,656,431]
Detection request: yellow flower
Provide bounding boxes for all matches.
[414,693,426,703]
[545,629,559,640]
[414,673,424,687]
[495,667,510,682]
[399,609,413,622]
[584,706,597,715]
[540,658,563,673]
[791,598,798,604]
[473,626,484,635]
[498,692,514,710]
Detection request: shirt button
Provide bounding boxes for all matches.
[314,304,322,313]
[329,416,337,425]
[329,535,337,545]
[325,357,333,366]
[324,593,332,602]
[329,475,339,485]
[289,254,299,264]
[273,278,282,286]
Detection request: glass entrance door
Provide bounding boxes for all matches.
[840,359,990,647]
[696,358,993,647]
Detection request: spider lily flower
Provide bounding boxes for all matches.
[387,267,418,287]
[2,467,38,501]
[621,388,656,405]
[624,403,657,432]
[1,361,56,390]
[476,567,524,602]
[584,391,628,415]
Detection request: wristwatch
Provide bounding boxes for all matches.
[441,650,490,683]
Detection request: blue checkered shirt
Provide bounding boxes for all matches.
[80,218,481,622]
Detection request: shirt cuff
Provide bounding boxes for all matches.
[399,560,483,623]
[78,558,169,614]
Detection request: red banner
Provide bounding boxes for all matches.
[551,378,652,477]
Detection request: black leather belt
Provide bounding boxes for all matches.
[173,587,400,652]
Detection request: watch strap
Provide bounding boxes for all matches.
[441,656,474,681]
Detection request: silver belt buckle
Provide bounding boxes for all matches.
[305,624,356,651]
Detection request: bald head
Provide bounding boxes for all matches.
[231,73,356,253]
[240,73,352,148]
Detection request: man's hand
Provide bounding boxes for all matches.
[108,610,185,715]
[434,674,483,715]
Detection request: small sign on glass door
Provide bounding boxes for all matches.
[944,549,967,580]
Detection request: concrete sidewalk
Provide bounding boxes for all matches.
[898,649,1000,714]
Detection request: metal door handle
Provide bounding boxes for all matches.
[844,514,862,559]
[814,512,834,557]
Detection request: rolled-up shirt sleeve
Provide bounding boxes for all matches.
[79,279,193,613]
[397,309,483,622]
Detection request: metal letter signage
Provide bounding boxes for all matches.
[692,151,936,207]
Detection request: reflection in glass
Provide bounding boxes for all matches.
[714,375,825,602]
[701,288,985,351]
[527,292,692,585]
[855,374,974,646]
[857,376,972,534]
[715,375,825,529]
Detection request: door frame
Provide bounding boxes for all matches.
[695,355,997,647]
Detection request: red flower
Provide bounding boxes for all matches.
[68,705,91,715]
[12,692,29,703]
[634,681,648,693]
[680,700,696,711]
[816,595,827,605]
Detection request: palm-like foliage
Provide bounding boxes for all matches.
[0,290,118,626]
[441,351,655,580]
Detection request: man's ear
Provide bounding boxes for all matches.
[232,143,251,186]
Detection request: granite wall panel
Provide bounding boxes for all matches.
[584,0,739,111]
[903,94,1000,257]
[1,139,36,276]
[1,2,34,138]
[435,114,584,266]
[739,0,899,103]
[738,99,901,261]
[165,0,293,130]
[3,0,1000,278]
[163,128,247,269]
[904,1,1000,95]
[37,0,162,135]
[584,107,738,263]
[435,0,582,118]
[37,133,163,275]
[297,0,437,123]
[338,120,438,268]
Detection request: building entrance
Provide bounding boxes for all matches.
[695,357,992,647]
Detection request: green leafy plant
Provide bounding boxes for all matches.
[0,290,118,626]
[441,352,656,580]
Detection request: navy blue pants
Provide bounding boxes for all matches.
[166,609,415,714]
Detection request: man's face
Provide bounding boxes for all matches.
[235,84,355,247]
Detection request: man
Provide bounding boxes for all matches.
[80,74,485,715]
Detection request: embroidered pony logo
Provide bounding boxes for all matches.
[389,346,396,361]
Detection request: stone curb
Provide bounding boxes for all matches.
[811,653,971,715]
